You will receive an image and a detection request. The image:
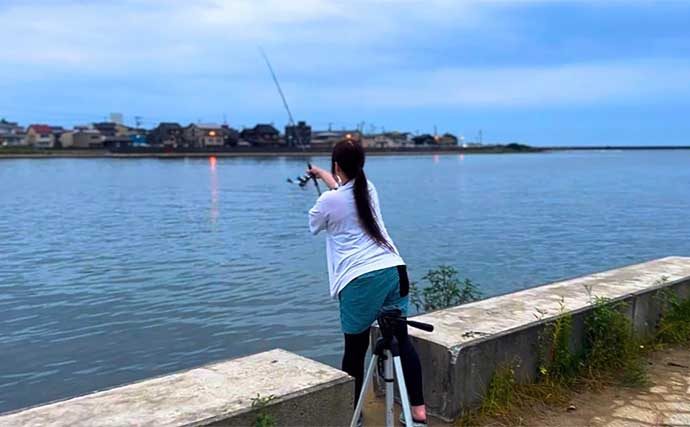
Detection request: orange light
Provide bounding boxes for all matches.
[346,133,352,139]
[209,130,217,137]
[209,156,217,171]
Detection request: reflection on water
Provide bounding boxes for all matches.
[0,150,689,413]
[210,156,219,224]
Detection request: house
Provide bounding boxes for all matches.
[285,121,311,147]
[437,133,458,146]
[221,125,240,146]
[412,134,436,145]
[93,122,118,137]
[128,134,147,146]
[59,131,74,148]
[147,123,183,147]
[362,131,412,148]
[92,122,131,148]
[50,126,66,147]
[311,130,361,148]
[183,124,225,147]
[0,119,25,146]
[103,135,132,149]
[240,124,281,146]
[70,127,105,148]
[25,124,55,148]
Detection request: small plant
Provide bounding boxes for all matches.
[582,297,647,387]
[251,393,276,427]
[656,291,690,345]
[538,298,576,385]
[410,265,481,313]
[480,364,517,417]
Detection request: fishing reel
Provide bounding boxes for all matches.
[286,163,322,195]
[286,172,316,188]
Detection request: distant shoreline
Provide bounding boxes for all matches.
[0,145,538,159]
[0,145,689,159]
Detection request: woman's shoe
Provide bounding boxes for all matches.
[399,412,428,426]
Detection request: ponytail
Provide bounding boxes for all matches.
[332,140,394,252]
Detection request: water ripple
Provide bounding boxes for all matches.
[0,152,689,413]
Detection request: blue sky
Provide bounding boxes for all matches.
[1,0,690,146]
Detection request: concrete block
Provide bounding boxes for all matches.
[0,349,353,427]
[397,256,690,421]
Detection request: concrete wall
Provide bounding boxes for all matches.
[3,257,689,426]
[0,349,354,427]
[375,256,690,421]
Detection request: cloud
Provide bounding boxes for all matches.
[0,0,489,74]
[1,0,689,129]
[275,59,690,111]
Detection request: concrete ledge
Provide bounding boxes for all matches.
[0,349,354,427]
[393,256,690,421]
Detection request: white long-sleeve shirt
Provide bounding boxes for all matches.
[309,180,405,298]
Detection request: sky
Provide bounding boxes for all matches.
[2,0,690,146]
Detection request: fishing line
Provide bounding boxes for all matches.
[259,47,321,196]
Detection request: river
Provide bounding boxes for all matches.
[1,150,689,413]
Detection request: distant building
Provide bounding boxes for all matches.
[147,122,183,147]
[240,124,281,146]
[221,125,240,146]
[93,122,133,148]
[58,131,74,148]
[362,131,412,148]
[50,126,66,147]
[25,124,55,148]
[437,133,458,146]
[93,122,118,137]
[128,134,147,146]
[412,134,436,145]
[311,130,361,148]
[183,123,225,147]
[103,135,132,149]
[285,121,311,147]
[0,119,25,146]
[70,127,105,148]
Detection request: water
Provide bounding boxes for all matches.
[1,150,689,413]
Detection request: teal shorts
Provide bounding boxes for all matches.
[339,266,409,334]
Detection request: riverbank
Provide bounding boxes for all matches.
[365,345,690,426]
[2,145,690,159]
[496,346,690,427]
[0,145,538,159]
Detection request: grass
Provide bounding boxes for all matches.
[581,297,648,387]
[250,393,276,427]
[656,289,690,346]
[457,290,656,426]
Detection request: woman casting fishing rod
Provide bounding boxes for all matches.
[308,140,427,427]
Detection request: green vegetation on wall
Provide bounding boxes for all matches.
[410,265,481,313]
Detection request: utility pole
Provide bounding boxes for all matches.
[134,116,142,129]
[328,122,333,131]
[479,129,483,145]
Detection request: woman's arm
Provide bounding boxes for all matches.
[307,165,338,190]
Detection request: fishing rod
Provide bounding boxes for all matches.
[259,47,321,196]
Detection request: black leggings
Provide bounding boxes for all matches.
[342,324,425,407]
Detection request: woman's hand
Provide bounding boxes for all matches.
[307,165,338,190]
[307,165,327,179]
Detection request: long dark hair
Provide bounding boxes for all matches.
[332,140,395,252]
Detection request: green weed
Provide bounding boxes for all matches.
[410,265,481,313]
[250,393,277,427]
[656,289,690,345]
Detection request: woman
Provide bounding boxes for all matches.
[308,140,427,426]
